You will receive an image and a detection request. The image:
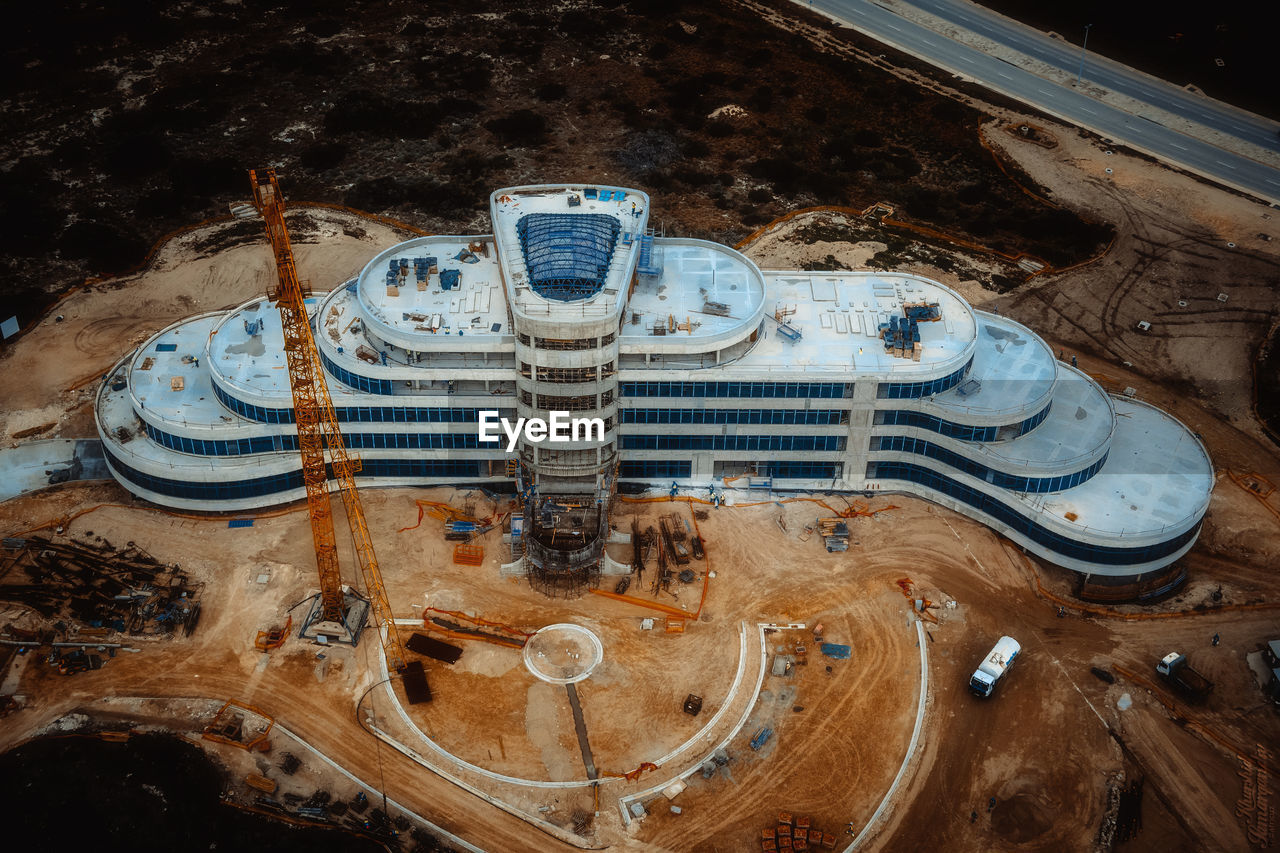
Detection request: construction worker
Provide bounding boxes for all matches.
[970,811,978,823]
[988,796,997,812]
[1212,633,1220,646]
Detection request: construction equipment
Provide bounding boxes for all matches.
[1155,651,1214,702]
[750,727,774,750]
[255,615,293,651]
[56,650,102,675]
[249,170,409,677]
[204,700,274,752]
[245,773,277,794]
[969,636,1021,698]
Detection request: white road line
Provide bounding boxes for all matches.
[1266,179,1280,186]
[1170,143,1188,151]
[887,24,901,32]
[1080,107,1097,115]
[997,72,1012,80]
[1214,161,1236,170]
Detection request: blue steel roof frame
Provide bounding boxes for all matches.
[516,213,621,301]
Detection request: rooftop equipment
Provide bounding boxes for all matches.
[904,301,941,321]
[777,323,802,344]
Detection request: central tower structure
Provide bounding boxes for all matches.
[491,185,652,596]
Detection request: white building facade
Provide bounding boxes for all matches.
[96,184,1213,584]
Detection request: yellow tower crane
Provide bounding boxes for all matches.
[248,169,408,675]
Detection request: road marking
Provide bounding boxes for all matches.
[1214,161,1236,170]
[960,55,975,64]
[998,72,1012,80]
[887,24,901,31]
[1081,107,1097,115]
[1170,143,1188,151]
[1266,179,1280,186]
[1036,89,1053,96]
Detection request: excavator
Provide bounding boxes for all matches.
[248,170,418,694]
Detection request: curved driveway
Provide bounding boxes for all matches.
[796,0,1280,204]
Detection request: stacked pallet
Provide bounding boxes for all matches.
[815,518,849,552]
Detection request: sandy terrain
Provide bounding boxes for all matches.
[3,46,1280,853]
[0,207,406,445]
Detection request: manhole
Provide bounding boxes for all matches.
[522,623,603,685]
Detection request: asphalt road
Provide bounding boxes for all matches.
[905,0,1280,154]
[797,0,1280,205]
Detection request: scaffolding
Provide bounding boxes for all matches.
[521,465,617,598]
[523,501,606,598]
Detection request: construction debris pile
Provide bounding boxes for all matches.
[628,512,705,598]
[761,811,840,850]
[815,518,849,552]
[1,535,201,637]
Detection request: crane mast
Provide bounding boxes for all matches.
[249,169,406,673]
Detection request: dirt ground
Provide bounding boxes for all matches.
[3,12,1280,852]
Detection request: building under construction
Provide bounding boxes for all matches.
[95,183,1213,592]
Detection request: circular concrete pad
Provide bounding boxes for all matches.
[522,623,603,685]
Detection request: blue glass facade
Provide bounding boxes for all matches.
[876,358,973,399]
[875,402,1051,442]
[757,461,843,479]
[319,351,394,395]
[105,449,482,501]
[620,434,846,451]
[869,460,1200,566]
[621,408,848,425]
[213,384,511,425]
[145,423,487,456]
[619,460,692,478]
[621,381,847,399]
[873,435,1107,493]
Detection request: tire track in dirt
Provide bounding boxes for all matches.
[74,317,144,358]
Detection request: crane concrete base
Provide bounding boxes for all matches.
[298,589,370,646]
